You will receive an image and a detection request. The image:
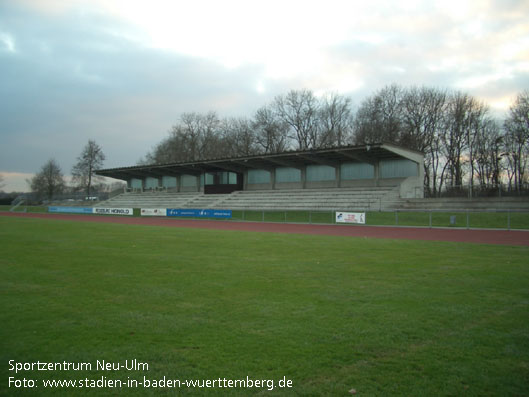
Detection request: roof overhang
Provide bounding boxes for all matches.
[96,143,424,181]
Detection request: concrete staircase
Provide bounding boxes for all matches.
[182,194,233,208]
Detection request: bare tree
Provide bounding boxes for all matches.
[138,86,527,199]
[353,86,499,196]
[221,117,259,157]
[400,87,447,151]
[30,159,66,200]
[400,86,447,195]
[504,91,529,191]
[440,92,473,189]
[474,118,504,189]
[145,125,191,164]
[0,174,5,191]
[467,99,490,194]
[273,89,321,150]
[71,140,106,195]
[428,132,444,196]
[146,112,223,164]
[182,112,223,160]
[319,93,354,147]
[252,105,290,153]
[353,84,405,145]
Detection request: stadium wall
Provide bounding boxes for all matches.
[240,160,423,198]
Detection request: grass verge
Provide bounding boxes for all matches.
[1,216,528,395]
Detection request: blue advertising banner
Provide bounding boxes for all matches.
[48,206,93,214]
[166,209,232,219]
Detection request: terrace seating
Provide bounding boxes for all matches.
[217,187,399,211]
[95,187,401,211]
[93,191,202,209]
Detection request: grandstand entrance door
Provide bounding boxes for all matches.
[204,171,243,194]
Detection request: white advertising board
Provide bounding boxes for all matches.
[141,208,167,216]
[93,207,134,216]
[336,212,365,224]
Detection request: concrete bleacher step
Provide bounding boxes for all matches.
[217,187,394,211]
[94,186,401,211]
[94,192,202,208]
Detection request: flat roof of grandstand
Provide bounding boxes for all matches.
[96,143,423,180]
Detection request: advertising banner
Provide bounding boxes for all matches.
[166,209,232,219]
[336,212,365,224]
[141,208,167,216]
[93,208,134,216]
[48,206,94,214]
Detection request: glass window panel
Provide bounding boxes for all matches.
[276,167,301,183]
[341,163,375,180]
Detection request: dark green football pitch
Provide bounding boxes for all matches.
[1,216,528,396]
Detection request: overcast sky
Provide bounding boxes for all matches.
[1,0,528,192]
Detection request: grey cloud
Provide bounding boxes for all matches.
[1,0,528,187]
[0,4,272,174]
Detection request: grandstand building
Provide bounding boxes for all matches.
[96,143,424,211]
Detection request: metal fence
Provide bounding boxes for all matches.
[425,183,529,199]
[10,192,111,205]
[227,208,529,231]
[3,204,528,231]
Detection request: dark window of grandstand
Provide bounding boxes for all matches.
[205,172,238,185]
[204,172,243,194]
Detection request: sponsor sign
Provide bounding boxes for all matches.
[48,206,134,216]
[93,207,134,216]
[166,209,232,219]
[48,206,93,214]
[336,211,365,224]
[141,208,167,216]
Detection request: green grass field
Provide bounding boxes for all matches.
[1,216,528,396]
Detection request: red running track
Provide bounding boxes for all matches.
[2,211,529,246]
